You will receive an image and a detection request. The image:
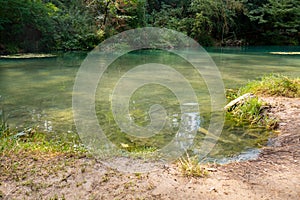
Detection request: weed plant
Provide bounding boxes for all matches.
[225,74,299,130]
[239,74,300,98]
[0,122,87,157]
[178,154,208,177]
[226,96,277,130]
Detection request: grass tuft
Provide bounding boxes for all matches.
[239,74,300,98]
[0,126,87,157]
[225,74,299,130]
[178,154,208,177]
[226,96,277,130]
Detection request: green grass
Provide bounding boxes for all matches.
[0,107,9,138]
[0,116,90,184]
[1,103,87,156]
[239,74,300,98]
[0,124,87,157]
[225,97,277,130]
[178,154,208,177]
[225,74,299,130]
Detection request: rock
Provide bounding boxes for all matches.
[269,52,300,55]
[0,53,57,59]
[206,168,218,172]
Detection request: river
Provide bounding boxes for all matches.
[0,46,299,161]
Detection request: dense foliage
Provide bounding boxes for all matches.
[0,0,299,53]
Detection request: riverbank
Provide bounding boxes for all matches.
[0,95,299,199]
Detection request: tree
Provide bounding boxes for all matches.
[0,0,102,53]
[242,0,300,44]
[0,0,56,53]
[50,0,101,50]
[88,0,147,38]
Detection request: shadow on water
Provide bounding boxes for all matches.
[0,47,299,163]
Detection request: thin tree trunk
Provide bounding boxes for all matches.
[102,0,111,28]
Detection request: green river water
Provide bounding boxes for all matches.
[0,46,299,162]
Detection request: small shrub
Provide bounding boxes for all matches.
[5,44,19,54]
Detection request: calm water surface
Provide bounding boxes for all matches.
[0,46,299,160]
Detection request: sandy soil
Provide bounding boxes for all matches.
[0,97,299,200]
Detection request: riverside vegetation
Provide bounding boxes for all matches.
[1,0,299,54]
[1,74,299,177]
[226,74,299,128]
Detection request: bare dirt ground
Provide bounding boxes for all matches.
[0,97,299,200]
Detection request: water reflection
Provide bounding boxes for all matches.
[204,148,261,164]
[175,111,200,151]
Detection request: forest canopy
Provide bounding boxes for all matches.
[0,0,299,53]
